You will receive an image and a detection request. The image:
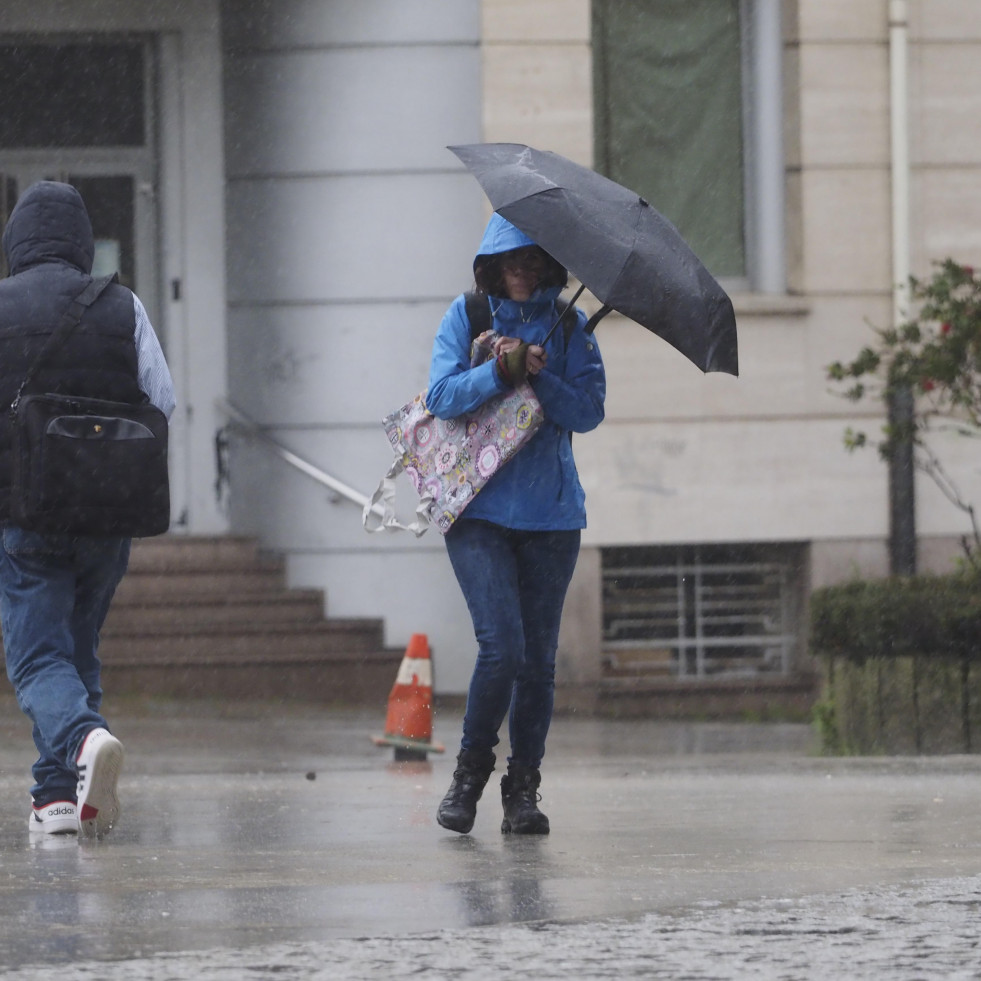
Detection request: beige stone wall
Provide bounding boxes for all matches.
[478,0,981,569]
[911,1,981,265]
[481,0,592,164]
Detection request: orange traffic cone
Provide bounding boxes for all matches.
[372,633,445,761]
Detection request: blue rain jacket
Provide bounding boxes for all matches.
[426,215,606,530]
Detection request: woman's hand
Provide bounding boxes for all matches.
[494,336,547,376]
[525,344,547,375]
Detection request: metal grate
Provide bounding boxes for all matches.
[602,544,804,680]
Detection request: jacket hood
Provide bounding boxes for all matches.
[474,213,537,260]
[2,181,94,276]
[472,213,567,299]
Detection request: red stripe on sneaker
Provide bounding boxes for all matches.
[79,804,99,821]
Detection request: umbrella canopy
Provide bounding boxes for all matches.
[449,143,738,376]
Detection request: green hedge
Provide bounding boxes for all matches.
[810,574,981,754]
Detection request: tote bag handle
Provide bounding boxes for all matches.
[362,455,431,537]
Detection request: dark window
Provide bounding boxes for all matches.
[0,42,144,147]
[68,176,136,288]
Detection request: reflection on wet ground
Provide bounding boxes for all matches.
[6,876,981,980]
[0,698,979,978]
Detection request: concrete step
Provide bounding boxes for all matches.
[122,537,287,599]
[127,536,279,573]
[113,568,288,601]
[100,617,386,664]
[101,647,404,705]
[104,591,326,630]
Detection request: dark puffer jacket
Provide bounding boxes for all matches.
[0,181,143,520]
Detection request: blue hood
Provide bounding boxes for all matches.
[473,213,537,261]
[472,213,566,301]
[2,181,94,276]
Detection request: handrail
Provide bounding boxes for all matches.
[216,398,373,510]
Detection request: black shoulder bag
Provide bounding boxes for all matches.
[9,274,170,537]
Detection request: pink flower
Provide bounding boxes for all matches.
[477,444,501,478]
[941,322,951,335]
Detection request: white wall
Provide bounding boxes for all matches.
[222,0,485,692]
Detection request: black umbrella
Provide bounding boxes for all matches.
[449,142,738,376]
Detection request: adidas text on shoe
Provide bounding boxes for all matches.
[29,800,78,836]
[75,728,124,838]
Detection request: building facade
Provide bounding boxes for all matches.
[1,1,979,700]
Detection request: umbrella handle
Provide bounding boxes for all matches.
[584,304,612,335]
[543,285,613,342]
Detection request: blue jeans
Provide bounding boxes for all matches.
[445,519,581,769]
[0,525,130,805]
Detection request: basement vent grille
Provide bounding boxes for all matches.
[601,543,804,680]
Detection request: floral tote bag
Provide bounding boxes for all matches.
[363,358,544,536]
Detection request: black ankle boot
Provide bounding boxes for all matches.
[500,764,550,835]
[437,749,496,834]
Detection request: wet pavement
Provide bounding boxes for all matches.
[1,695,981,978]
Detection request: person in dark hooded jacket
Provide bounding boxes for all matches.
[431,214,605,835]
[0,181,174,839]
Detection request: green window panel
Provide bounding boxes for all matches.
[594,0,747,279]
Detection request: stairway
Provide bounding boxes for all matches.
[93,536,401,705]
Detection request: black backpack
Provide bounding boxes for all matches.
[9,275,170,537]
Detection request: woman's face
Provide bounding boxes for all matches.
[500,247,546,302]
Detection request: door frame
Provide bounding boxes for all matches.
[0,151,160,323]
[0,2,229,535]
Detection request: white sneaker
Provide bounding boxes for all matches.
[28,800,78,835]
[75,728,124,838]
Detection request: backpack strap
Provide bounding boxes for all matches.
[552,300,577,348]
[464,290,576,349]
[464,290,491,340]
[10,273,117,416]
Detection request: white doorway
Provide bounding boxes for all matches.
[0,4,229,536]
[0,36,160,327]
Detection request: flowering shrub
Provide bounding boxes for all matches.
[827,259,981,559]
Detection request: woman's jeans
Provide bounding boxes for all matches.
[0,525,130,805]
[445,519,581,770]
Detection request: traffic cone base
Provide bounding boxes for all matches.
[371,732,445,753]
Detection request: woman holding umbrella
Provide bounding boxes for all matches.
[427,213,606,835]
